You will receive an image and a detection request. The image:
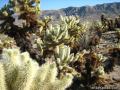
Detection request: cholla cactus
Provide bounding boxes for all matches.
[94,53,107,62]
[115,28,120,43]
[89,52,107,70]
[13,0,40,28]
[55,45,86,76]
[94,66,107,85]
[55,45,76,76]
[55,45,86,66]
[33,38,44,55]
[0,34,17,50]
[13,0,40,14]
[0,63,6,90]
[36,16,53,37]
[55,44,74,66]
[95,66,105,77]
[60,16,87,49]
[60,16,86,37]
[0,0,42,35]
[92,21,105,32]
[44,24,70,46]
[0,48,73,90]
[40,16,52,30]
[0,0,44,61]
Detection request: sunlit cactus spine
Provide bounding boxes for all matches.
[0,48,73,90]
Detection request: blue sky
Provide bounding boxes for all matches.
[0,0,120,10]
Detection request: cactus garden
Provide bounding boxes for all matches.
[0,0,120,90]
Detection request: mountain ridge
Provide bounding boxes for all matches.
[41,2,120,21]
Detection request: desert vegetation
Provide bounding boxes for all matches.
[0,0,120,90]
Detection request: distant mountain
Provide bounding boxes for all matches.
[41,2,120,21]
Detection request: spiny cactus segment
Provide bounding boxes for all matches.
[0,48,73,90]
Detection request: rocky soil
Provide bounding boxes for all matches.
[96,31,120,90]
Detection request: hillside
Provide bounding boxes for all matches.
[41,2,120,21]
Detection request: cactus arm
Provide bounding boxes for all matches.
[0,63,7,90]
